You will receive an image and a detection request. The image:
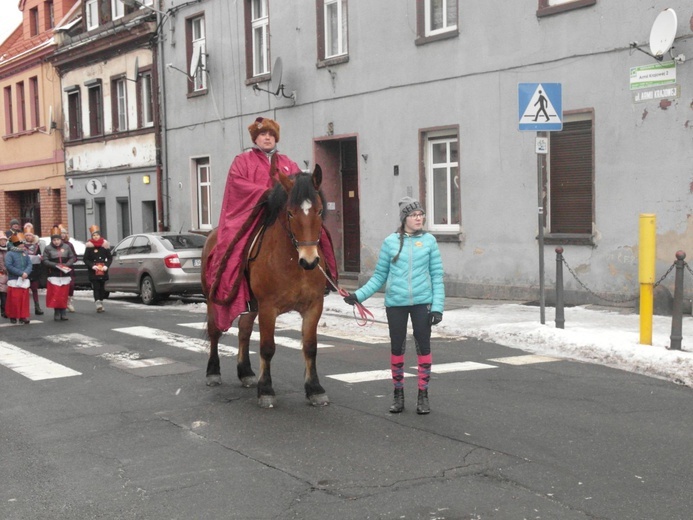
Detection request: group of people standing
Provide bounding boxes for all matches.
[0,221,112,322]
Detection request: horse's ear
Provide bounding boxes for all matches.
[277,171,293,193]
[312,164,322,190]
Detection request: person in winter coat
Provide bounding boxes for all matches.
[205,116,338,332]
[0,234,9,318]
[5,233,33,324]
[82,225,112,313]
[344,197,445,415]
[59,225,78,312]
[5,218,21,239]
[23,223,44,316]
[42,228,76,321]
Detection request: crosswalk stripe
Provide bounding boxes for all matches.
[0,341,81,381]
[425,361,497,373]
[114,326,241,356]
[327,370,416,383]
[178,322,334,350]
[488,355,560,365]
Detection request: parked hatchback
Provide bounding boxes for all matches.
[105,233,207,305]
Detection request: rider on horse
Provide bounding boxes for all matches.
[206,117,338,331]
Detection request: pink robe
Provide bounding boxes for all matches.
[206,148,337,331]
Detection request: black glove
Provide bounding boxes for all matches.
[429,312,442,326]
[343,293,359,306]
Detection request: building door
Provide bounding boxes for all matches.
[340,140,360,273]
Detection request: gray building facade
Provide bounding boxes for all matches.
[158,0,693,305]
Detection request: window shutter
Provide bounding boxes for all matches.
[550,120,593,234]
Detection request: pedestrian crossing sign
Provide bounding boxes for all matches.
[518,83,562,131]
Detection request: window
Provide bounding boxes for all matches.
[421,128,461,233]
[30,7,39,36]
[246,0,269,78]
[85,0,99,30]
[195,158,212,229]
[16,82,26,132]
[138,71,154,128]
[87,82,103,136]
[66,88,82,140]
[111,0,125,20]
[317,0,348,62]
[29,77,39,128]
[537,0,596,17]
[45,1,55,29]
[544,110,594,239]
[111,77,127,132]
[416,0,458,43]
[4,86,13,134]
[187,16,207,93]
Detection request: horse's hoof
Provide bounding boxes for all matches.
[309,394,330,407]
[258,395,276,408]
[206,375,222,387]
[240,376,257,388]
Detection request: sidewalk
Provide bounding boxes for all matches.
[318,292,693,388]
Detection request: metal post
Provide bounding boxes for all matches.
[537,149,545,324]
[639,214,656,345]
[670,250,685,351]
[555,247,565,329]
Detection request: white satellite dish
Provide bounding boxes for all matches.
[47,105,54,130]
[189,45,202,77]
[270,57,283,96]
[649,8,677,57]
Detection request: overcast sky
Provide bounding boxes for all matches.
[0,3,23,45]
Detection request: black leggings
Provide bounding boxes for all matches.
[385,304,431,357]
[91,279,108,301]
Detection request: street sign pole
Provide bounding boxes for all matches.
[519,83,562,325]
[536,145,545,324]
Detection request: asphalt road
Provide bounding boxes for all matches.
[1,293,691,519]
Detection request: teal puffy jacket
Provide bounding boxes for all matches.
[354,231,444,313]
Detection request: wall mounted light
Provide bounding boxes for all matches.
[361,154,368,163]
[143,175,151,184]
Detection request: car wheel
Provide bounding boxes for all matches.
[140,275,158,305]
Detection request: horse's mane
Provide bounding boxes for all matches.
[264,172,326,227]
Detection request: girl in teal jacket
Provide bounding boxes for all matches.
[345,197,444,415]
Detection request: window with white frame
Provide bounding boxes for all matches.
[423,130,460,232]
[324,0,348,59]
[112,0,125,20]
[112,77,127,132]
[537,0,596,16]
[250,0,269,77]
[195,158,212,229]
[423,0,457,37]
[85,0,99,30]
[139,71,154,127]
[187,16,207,92]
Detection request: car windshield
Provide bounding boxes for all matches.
[159,234,207,251]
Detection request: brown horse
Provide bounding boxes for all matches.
[201,163,329,408]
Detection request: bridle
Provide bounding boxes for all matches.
[285,206,322,250]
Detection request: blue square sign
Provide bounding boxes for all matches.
[518,83,562,131]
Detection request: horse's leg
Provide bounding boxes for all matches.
[236,312,257,387]
[256,307,278,408]
[206,315,223,387]
[302,305,329,406]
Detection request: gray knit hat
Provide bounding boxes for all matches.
[398,196,424,221]
[9,219,19,227]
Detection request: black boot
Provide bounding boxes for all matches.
[389,388,404,413]
[416,389,430,415]
[34,303,44,315]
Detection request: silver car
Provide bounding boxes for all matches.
[105,233,207,305]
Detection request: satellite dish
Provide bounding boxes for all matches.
[270,57,283,96]
[189,45,202,77]
[47,105,54,130]
[649,8,677,57]
[133,57,139,79]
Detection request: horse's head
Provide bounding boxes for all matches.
[268,165,325,270]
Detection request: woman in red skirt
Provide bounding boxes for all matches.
[5,233,32,324]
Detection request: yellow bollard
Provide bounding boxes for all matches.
[639,214,656,345]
